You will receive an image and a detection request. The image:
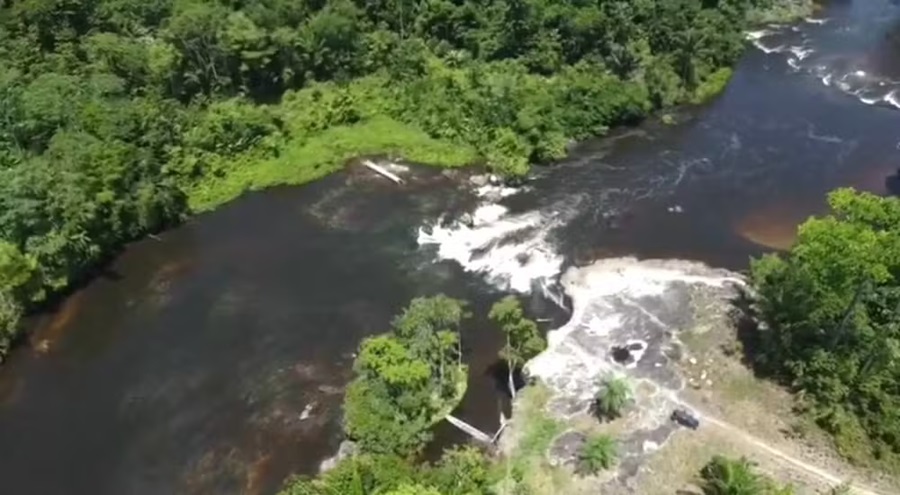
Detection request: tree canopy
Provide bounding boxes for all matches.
[489,295,546,397]
[343,295,468,456]
[750,188,900,469]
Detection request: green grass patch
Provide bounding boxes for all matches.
[187,116,478,212]
[494,384,568,494]
[691,68,734,104]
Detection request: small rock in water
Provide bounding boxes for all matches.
[300,402,316,420]
[488,174,501,185]
[469,174,489,187]
[458,213,474,228]
[319,440,357,473]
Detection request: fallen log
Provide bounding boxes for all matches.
[445,414,495,445]
[363,160,405,185]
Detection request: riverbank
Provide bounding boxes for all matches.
[747,0,815,25]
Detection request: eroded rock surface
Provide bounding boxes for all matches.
[522,257,744,486]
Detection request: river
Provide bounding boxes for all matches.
[0,1,898,494]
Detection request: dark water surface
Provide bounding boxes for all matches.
[1,1,899,494]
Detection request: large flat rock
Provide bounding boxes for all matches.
[520,258,745,486]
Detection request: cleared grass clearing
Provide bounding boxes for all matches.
[673,322,900,495]
[188,116,477,212]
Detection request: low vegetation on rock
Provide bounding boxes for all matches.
[576,434,618,475]
[591,376,631,422]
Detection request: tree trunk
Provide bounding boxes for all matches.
[507,335,516,399]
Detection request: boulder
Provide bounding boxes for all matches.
[319,440,357,473]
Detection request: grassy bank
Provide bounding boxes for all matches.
[747,0,816,24]
[188,116,477,212]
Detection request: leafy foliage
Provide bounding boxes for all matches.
[343,295,468,456]
[698,455,800,495]
[750,189,900,467]
[278,446,493,495]
[698,456,769,495]
[490,295,545,398]
[490,295,546,370]
[577,434,617,474]
[591,377,631,421]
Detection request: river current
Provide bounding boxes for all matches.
[0,1,898,494]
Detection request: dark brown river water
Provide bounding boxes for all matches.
[1,1,899,494]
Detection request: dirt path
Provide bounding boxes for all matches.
[674,396,887,495]
[559,340,886,495]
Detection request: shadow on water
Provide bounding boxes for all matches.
[485,360,528,398]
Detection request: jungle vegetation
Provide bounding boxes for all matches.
[750,189,900,470]
[0,0,784,358]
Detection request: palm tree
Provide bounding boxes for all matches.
[592,377,630,421]
[577,434,617,475]
[698,456,766,495]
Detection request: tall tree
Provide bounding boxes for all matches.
[489,295,546,398]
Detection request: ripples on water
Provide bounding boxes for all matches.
[420,0,900,292]
[749,1,900,110]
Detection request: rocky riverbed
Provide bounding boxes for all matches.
[501,258,747,493]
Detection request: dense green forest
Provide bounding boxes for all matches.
[0,0,781,357]
[750,189,900,470]
[344,295,469,456]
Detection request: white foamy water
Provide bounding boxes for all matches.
[860,95,881,105]
[745,29,771,41]
[417,184,569,294]
[752,39,786,54]
[788,46,813,60]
